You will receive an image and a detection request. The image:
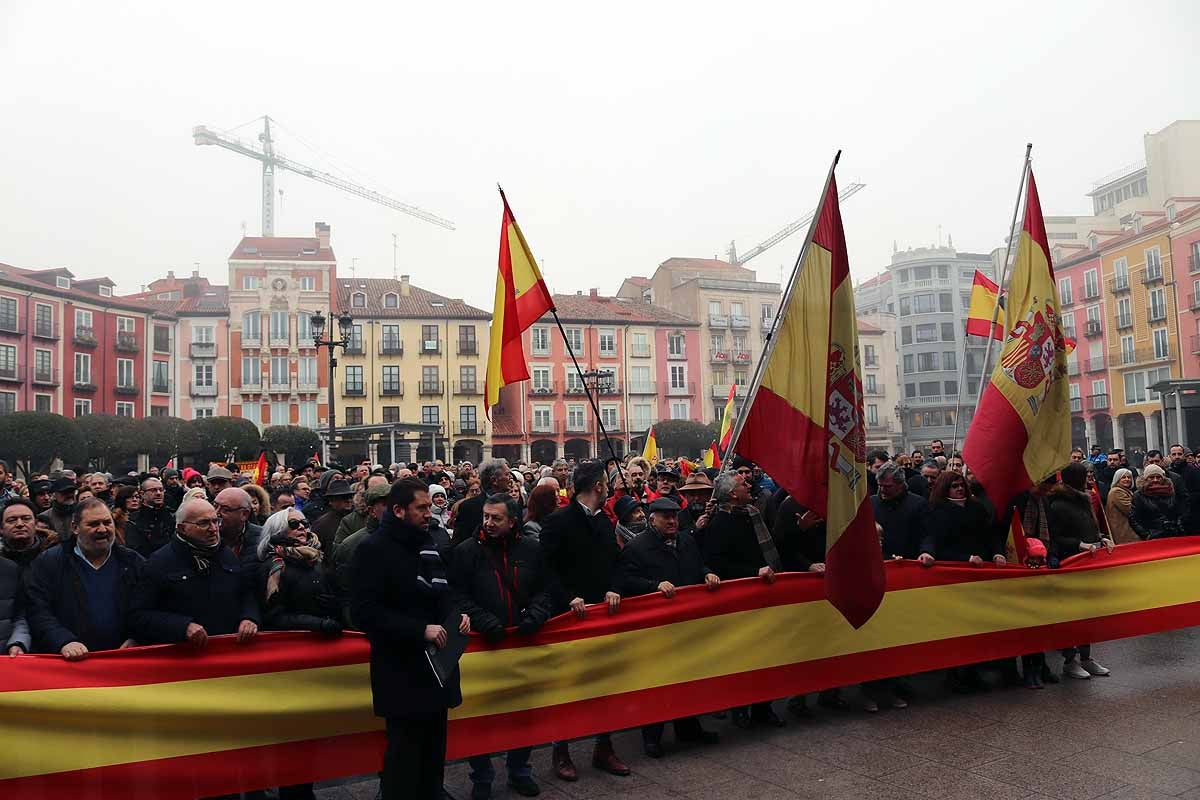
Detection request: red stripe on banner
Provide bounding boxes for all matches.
[0,731,385,800]
[448,598,1200,758]
[824,498,885,629]
[738,386,829,517]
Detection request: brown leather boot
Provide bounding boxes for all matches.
[592,741,631,776]
[552,743,578,782]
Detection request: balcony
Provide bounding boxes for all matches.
[601,419,622,433]
[115,383,139,396]
[1119,346,1174,366]
[1089,393,1110,411]
[241,335,262,349]
[630,345,651,358]
[530,419,557,435]
[0,364,22,383]
[454,421,486,436]
[32,322,59,341]
[563,382,589,396]
[565,419,590,434]
[667,381,696,396]
[378,338,404,356]
[864,355,879,367]
[528,382,558,397]
[378,382,405,398]
[419,381,445,396]
[708,314,729,328]
[454,381,481,396]
[1116,313,1134,330]
[295,380,319,393]
[114,333,140,353]
[1069,397,1082,413]
[240,380,261,394]
[0,321,23,338]
[268,379,292,393]
[730,314,751,329]
[1108,277,1130,294]
[711,383,749,399]
[32,368,59,387]
[628,381,656,395]
[190,341,217,359]
[73,327,97,347]
[667,348,687,360]
[343,342,365,356]
[1085,320,1102,338]
[1142,267,1164,286]
[189,381,218,397]
[709,349,730,364]
[419,340,442,355]
[1082,285,1101,301]
[457,340,478,356]
[864,386,886,397]
[1060,295,1074,308]
[1067,361,1080,377]
[1085,356,1106,373]
[73,378,96,392]
[341,382,366,397]
[152,380,171,395]
[268,335,291,348]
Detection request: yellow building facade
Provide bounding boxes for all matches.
[336,276,490,464]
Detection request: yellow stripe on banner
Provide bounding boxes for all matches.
[0,664,380,780]
[4,555,1200,779]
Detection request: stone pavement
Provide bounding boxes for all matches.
[316,626,1200,800]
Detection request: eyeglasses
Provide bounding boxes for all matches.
[185,518,220,528]
[287,518,310,530]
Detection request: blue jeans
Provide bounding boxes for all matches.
[468,747,533,785]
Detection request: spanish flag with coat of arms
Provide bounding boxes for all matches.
[734,154,884,629]
[963,167,1071,513]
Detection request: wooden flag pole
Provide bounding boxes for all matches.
[721,150,842,468]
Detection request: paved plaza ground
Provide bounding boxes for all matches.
[317,626,1200,800]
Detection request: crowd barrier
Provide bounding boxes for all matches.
[2,538,1200,798]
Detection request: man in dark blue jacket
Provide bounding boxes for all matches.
[350,477,470,800]
[871,463,928,559]
[129,497,259,647]
[26,498,143,659]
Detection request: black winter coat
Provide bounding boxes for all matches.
[449,533,559,641]
[872,491,928,559]
[25,541,143,653]
[701,507,769,579]
[124,505,176,558]
[1168,462,1200,531]
[615,529,710,597]
[1130,490,1188,540]
[1045,485,1102,561]
[774,498,826,572]
[0,556,29,652]
[540,502,621,604]
[451,494,486,545]
[349,514,462,718]
[920,500,997,562]
[258,556,341,633]
[129,536,260,643]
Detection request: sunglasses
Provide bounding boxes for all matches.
[287,518,310,530]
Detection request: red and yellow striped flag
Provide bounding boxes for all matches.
[718,382,736,456]
[485,190,555,413]
[736,158,884,628]
[966,270,1004,341]
[963,168,1071,512]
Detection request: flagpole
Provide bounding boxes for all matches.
[721,150,842,466]
[949,326,973,453]
[549,310,630,488]
[973,144,1033,412]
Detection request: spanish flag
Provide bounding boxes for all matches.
[1004,507,1029,564]
[485,189,555,414]
[735,155,884,629]
[963,168,1071,513]
[703,440,720,469]
[252,451,269,486]
[642,426,657,463]
[966,270,1004,341]
[718,382,736,456]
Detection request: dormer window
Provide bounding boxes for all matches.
[352,292,366,308]
[1088,234,1098,251]
[56,276,71,289]
[99,285,112,297]
[1167,204,1177,222]
[1134,217,1143,234]
[383,293,398,308]
[301,247,317,255]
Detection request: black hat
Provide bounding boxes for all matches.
[51,477,77,494]
[323,479,355,498]
[613,495,641,523]
[654,463,679,477]
[648,497,682,514]
[28,479,52,495]
[732,455,755,470]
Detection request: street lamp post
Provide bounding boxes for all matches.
[311,310,354,462]
[581,368,615,458]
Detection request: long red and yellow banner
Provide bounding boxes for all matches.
[3,539,1200,798]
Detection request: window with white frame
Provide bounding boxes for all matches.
[270,311,289,342]
[0,345,14,379]
[1153,328,1170,360]
[1060,312,1076,339]
[531,327,550,355]
[564,327,583,353]
[117,358,134,388]
[352,293,366,308]
[299,276,315,291]
[270,357,289,386]
[298,357,317,386]
[299,401,317,428]
[194,408,214,419]
[1146,247,1163,278]
[567,405,587,431]
[1114,257,1129,286]
[1084,269,1099,298]
[75,309,93,336]
[1092,379,1107,399]
[117,317,135,334]
[533,406,552,431]
[193,324,214,343]
[1117,297,1131,324]
[384,293,398,308]
[242,357,259,386]
[1087,305,1101,324]
[242,312,260,341]
[1058,278,1072,306]
[632,404,652,431]
[708,300,721,315]
[598,329,616,356]
[630,366,651,393]
[74,399,92,416]
[866,404,878,426]
[532,366,552,393]
[631,331,649,357]
[74,352,91,385]
[601,406,619,429]
[194,363,214,387]
[242,275,262,290]
[115,402,134,418]
[1120,335,1135,364]
[670,400,690,420]
[297,312,312,343]
[565,370,583,393]
[271,401,289,425]
[668,333,685,357]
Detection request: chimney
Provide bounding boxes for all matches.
[589,288,599,298]
[400,274,411,297]
[166,270,175,279]
[191,268,200,279]
[315,222,331,250]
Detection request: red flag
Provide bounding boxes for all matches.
[965,270,1005,341]
[254,452,269,486]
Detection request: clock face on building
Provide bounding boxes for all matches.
[272,278,287,291]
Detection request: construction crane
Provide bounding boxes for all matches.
[726,182,866,265]
[193,116,455,237]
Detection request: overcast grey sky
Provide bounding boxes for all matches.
[2,1,1197,310]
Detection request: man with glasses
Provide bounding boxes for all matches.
[130,497,259,647]
[214,488,264,572]
[124,477,176,557]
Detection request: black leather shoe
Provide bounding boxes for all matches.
[643,741,664,759]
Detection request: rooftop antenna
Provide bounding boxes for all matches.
[278,187,284,222]
[351,257,358,278]
[392,233,398,280]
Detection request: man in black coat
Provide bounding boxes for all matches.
[26,498,143,658]
[450,493,557,798]
[1167,444,1200,532]
[871,463,928,559]
[539,459,630,781]
[349,477,470,800]
[615,497,720,758]
[129,497,260,647]
[123,477,176,557]
[37,477,77,542]
[311,479,355,556]
[214,487,265,572]
[451,458,512,545]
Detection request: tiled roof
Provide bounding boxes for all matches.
[229,237,335,262]
[656,257,752,276]
[489,415,524,437]
[548,293,699,326]
[625,276,651,286]
[336,278,490,320]
[123,285,229,314]
[0,263,170,315]
[857,272,892,289]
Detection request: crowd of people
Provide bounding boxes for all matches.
[0,435,1196,800]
